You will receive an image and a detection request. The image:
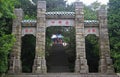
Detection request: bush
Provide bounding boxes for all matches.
[0,34,15,73]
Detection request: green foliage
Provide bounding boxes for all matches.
[84,6,97,20]
[46,0,66,11]
[17,0,75,19]
[0,0,17,74]
[90,1,101,11]
[16,0,37,19]
[84,1,108,20]
[0,34,16,73]
[108,0,120,72]
[85,35,99,56]
[0,0,18,34]
[0,0,17,18]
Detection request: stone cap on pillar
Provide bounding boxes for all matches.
[14,8,24,19]
[75,1,84,15]
[37,1,46,10]
[98,8,107,17]
[75,1,84,9]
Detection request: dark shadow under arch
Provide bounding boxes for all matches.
[21,34,36,73]
[85,34,99,73]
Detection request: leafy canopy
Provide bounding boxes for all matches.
[0,0,17,73]
[108,0,120,72]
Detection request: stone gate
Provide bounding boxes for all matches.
[8,1,115,74]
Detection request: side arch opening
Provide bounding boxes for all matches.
[21,34,36,73]
[85,34,99,73]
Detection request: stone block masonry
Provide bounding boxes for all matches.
[8,0,116,75]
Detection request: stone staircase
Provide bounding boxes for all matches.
[6,73,119,77]
[47,44,70,73]
[6,44,119,77]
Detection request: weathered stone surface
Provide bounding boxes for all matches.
[9,0,115,75]
[75,2,88,73]
[33,1,47,73]
[6,73,119,77]
[98,8,115,74]
[8,8,23,74]
[37,1,46,9]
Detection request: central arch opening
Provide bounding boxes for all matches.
[45,26,76,73]
[21,34,36,73]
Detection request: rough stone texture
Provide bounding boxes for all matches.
[75,2,88,73]
[6,73,119,77]
[32,1,47,73]
[8,9,23,73]
[98,8,115,74]
[9,0,116,75]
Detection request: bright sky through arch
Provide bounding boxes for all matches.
[67,0,109,5]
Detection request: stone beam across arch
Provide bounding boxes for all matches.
[84,20,99,37]
[21,19,99,37]
[46,19,75,27]
[21,20,36,36]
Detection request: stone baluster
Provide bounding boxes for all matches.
[75,2,89,73]
[98,8,115,74]
[9,8,23,73]
[33,1,47,73]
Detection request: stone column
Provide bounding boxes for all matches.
[33,1,47,73]
[8,9,23,73]
[98,8,115,74]
[75,2,88,73]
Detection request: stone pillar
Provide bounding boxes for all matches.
[75,2,88,73]
[33,1,47,73]
[8,9,23,73]
[98,8,115,74]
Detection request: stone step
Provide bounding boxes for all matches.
[6,73,119,77]
[48,66,70,72]
[47,44,70,72]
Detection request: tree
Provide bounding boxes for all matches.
[0,0,18,34]
[16,0,74,19]
[84,1,108,20]
[84,5,97,20]
[0,0,16,75]
[16,0,37,19]
[46,0,67,11]
[0,35,15,73]
[108,0,120,72]
[90,1,101,11]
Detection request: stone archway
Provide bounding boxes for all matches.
[8,0,115,74]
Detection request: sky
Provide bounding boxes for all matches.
[67,0,109,5]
